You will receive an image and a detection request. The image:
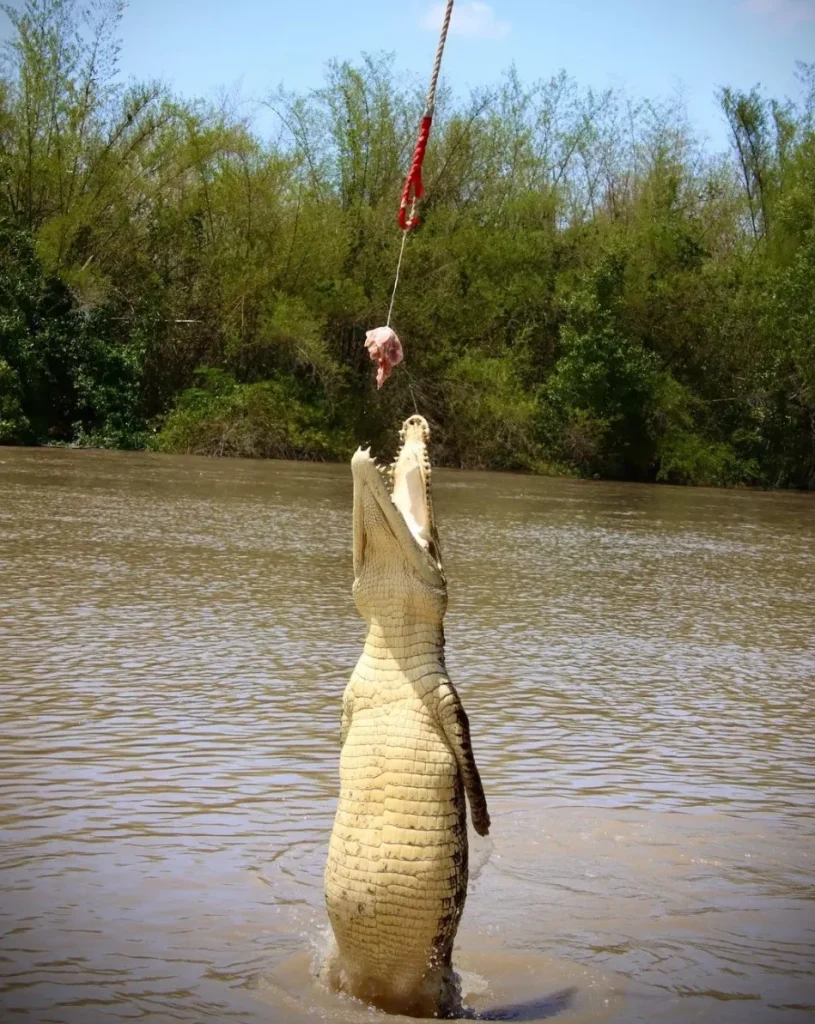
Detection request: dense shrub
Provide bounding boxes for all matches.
[0,2,812,487]
[155,369,353,460]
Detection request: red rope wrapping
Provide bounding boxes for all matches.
[398,115,433,231]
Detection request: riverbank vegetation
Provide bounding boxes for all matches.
[1,1,814,486]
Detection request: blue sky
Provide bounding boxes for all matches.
[3,1,814,150]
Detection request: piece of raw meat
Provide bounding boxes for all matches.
[365,327,403,389]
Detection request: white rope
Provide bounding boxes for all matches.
[425,0,454,118]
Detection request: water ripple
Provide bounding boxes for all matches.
[1,450,814,1023]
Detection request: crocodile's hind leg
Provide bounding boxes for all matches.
[418,961,464,1019]
[422,923,465,1018]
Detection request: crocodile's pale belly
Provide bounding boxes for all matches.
[325,681,467,985]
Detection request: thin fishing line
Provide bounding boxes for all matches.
[386,229,408,329]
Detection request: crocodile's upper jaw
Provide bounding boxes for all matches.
[352,415,444,590]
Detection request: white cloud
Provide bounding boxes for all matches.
[741,0,815,31]
[421,3,511,41]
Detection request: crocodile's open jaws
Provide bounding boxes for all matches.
[352,414,443,587]
[324,414,490,1019]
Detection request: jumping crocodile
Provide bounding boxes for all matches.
[323,414,490,1018]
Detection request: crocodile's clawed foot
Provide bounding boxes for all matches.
[473,809,491,837]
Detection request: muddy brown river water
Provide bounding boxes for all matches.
[1,447,814,1024]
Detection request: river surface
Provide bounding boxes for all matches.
[1,447,814,1024]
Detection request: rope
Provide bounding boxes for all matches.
[387,0,453,333]
[386,228,408,328]
[397,0,454,231]
[425,0,454,118]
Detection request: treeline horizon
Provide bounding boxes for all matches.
[1,0,814,487]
